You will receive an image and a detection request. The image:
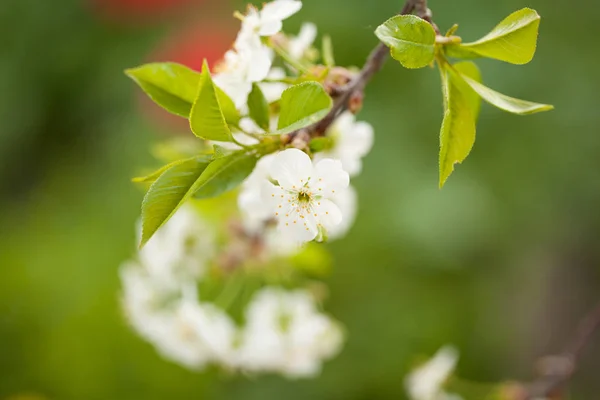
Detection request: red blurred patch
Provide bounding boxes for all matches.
[142,20,237,131]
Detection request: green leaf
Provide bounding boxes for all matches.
[446,8,540,65]
[140,156,212,247]
[193,149,260,199]
[374,15,436,69]
[322,35,336,67]
[190,60,234,141]
[248,83,270,131]
[140,148,262,246]
[125,62,199,118]
[133,156,210,185]
[276,82,332,135]
[439,67,477,188]
[451,61,482,121]
[215,86,241,126]
[453,71,554,115]
[212,144,231,159]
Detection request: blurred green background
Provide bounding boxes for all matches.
[1,0,599,398]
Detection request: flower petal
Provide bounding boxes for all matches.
[313,158,349,194]
[270,148,313,189]
[313,199,342,232]
[261,0,302,25]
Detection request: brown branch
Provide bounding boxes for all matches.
[285,0,431,142]
[522,301,600,399]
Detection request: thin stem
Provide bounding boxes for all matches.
[288,0,430,138]
[524,301,600,399]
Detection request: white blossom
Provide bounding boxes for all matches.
[139,204,214,289]
[236,287,343,378]
[289,22,317,59]
[314,111,374,177]
[215,0,301,108]
[405,346,462,400]
[260,148,350,243]
[240,0,303,38]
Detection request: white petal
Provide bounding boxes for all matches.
[258,20,284,36]
[338,120,374,162]
[276,202,319,243]
[313,199,342,232]
[247,45,273,82]
[213,73,252,108]
[269,148,314,189]
[327,185,357,240]
[289,22,317,59]
[260,0,302,24]
[313,158,349,193]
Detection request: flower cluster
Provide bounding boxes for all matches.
[123,0,374,378]
[121,204,343,377]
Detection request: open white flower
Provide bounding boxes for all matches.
[240,0,303,38]
[259,148,349,243]
[139,204,214,289]
[405,346,462,400]
[289,22,317,59]
[314,111,374,177]
[237,287,343,378]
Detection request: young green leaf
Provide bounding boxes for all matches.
[125,62,200,118]
[374,15,436,69]
[439,67,477,188]
[451,61,482,121]
[454,72,554,115]
[248,83,270,131]
[140,156,212,247]
[446,8,540,65]
[276,82,332,135]
[132,155,211,185]
[193,149,260,199]
[190,60,234,142]
[215,86,241,126]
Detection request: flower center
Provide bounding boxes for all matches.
[297,191,311,204]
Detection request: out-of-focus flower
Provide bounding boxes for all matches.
[314,111,374,177]
[240,0,303,37]
[121,263,237,369]
[237,287,343,378]
[253,149,349,243]
[405,346,462,400]
[214,0,301,108]
[327,185,357,240]
[258,67,288,104]
[288,22,317,59]
[214,46,273,108]
[139,204,214,288]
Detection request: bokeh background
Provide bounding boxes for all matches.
[1,0,599,398]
